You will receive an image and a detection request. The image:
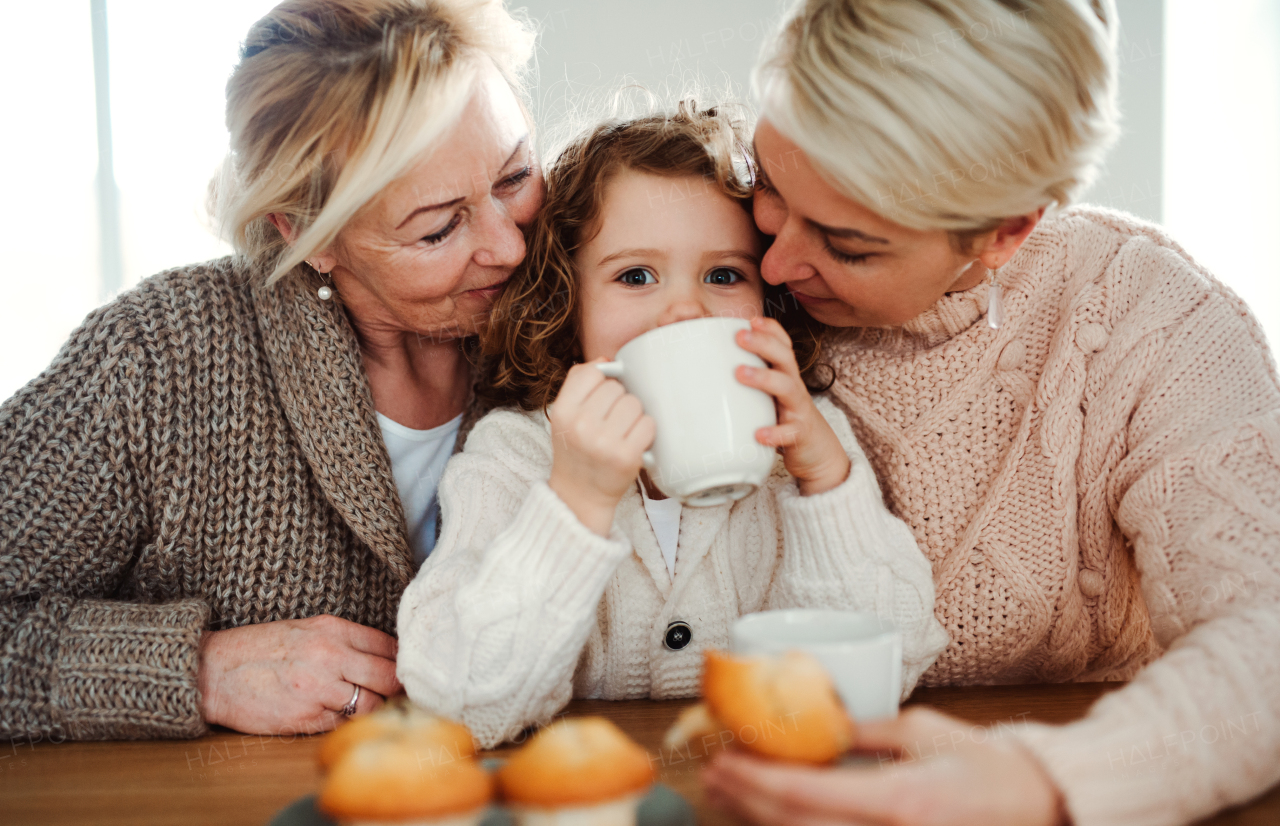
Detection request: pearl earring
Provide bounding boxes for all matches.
[306,260,334,301]
[986,267,1004,330]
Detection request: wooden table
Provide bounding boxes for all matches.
[3,683,1277,825]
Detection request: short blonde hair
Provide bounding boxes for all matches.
[755,0,1119,232]
[214,0,535,284]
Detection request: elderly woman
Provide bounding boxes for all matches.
[703,1,1280,825]
[0,0,541,740]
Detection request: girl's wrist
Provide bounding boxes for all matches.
[548,474,620,536]
[797,455,851,497]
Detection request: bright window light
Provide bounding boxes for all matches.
[108,1,279,287]
[0,8,100,401]
[1164,0,1280,350]
[0,1,275,400]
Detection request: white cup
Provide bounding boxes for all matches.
[596,316,777,507]
[731,609,902,722]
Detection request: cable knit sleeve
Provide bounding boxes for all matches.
[396,409,631,748]
[1011,241,1280,826]
[1,300,210,742]
[765,396,950,698]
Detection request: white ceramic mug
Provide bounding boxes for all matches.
[596,316,777,507]
[731,609,903,722]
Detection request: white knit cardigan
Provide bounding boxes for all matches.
[397,396,950,747]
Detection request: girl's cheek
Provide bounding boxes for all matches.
[716,294,764,321]
[734,281,767,320]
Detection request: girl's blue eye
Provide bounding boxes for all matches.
[705,267,743,285]
[619,267,656,286]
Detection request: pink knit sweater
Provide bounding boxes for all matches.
[825,205,1280,826]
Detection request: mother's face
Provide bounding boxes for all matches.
[319,67,543,340]
[753,119,1016,329]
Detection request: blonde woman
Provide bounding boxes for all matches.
[0,0,542,741]
[704,1,1280,825]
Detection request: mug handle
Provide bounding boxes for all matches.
[592,362,656,470]
[595,361,624,378]
[547,362,624,416]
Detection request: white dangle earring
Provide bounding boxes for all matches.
[307,260,334,301]
[986,266,1005,330]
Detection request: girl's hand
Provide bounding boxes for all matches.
[548,360,656,536]
[702,707,1069,826]
[197,615,401,735]
[735,317,850,496]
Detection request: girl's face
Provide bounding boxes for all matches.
[575,169,766,361]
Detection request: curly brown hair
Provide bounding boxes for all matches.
[477,100,829,412]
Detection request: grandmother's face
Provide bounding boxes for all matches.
[324,67,543,339]
[752,119,994,329]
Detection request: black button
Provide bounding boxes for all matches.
[664,621,692,651]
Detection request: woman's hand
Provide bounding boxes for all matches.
[735,317,850,496]
[548,360,656,536]
[197,614,402,735]
[702,707,1069,826]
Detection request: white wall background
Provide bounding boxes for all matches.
[1085,0,1164,223]
[1163,0,1280,350]
[522,0,780,138]
[1,1,1276,402]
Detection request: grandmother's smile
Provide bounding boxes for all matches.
[463,277,509,300]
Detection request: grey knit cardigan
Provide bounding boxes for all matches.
[0,258,441,741]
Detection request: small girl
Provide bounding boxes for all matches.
[397,104,949,747]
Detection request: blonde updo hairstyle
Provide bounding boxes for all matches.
[214,0,535,284]
[755,0,1120,246]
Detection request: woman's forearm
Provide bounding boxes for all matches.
[1,595,210,741]
[1015,291,1280,825]
[0,300,205,741]
[1013,601,1280,826]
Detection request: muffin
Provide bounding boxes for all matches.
[319,736,494,826]
[664,649,856,764]
[497,718,655,826]
[318,700,490,825]
[319,698,477,771]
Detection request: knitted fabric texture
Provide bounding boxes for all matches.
[397,399,949,748]
[827,206,1280,826]
[0,259,429,741]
